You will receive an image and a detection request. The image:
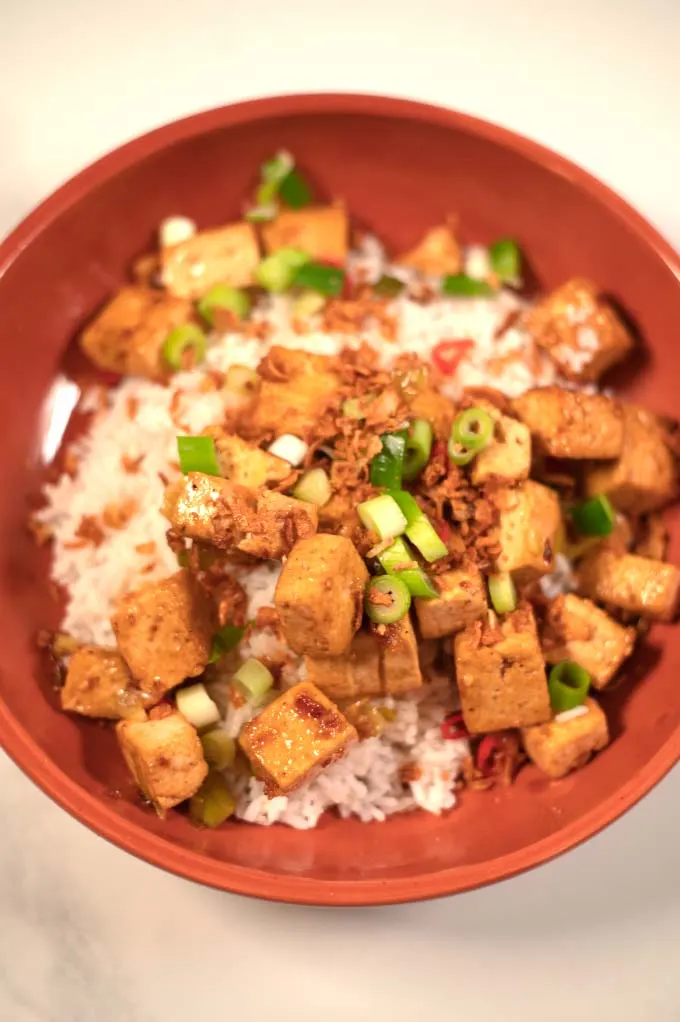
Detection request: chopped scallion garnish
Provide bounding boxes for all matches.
[256,248,310,292]
[279,168,313,209]
[489,238,521,284]
[200,730,237,770]
[357,494,408,540]
[292,468,331,506]
[292,261,345,297]
[364,575,411,624]
[570,494,615,537]
[387,490,449,562]
[369,430,408,489]
[162,323,207,370]
[402,419,433,481]
[189,772,236,828]
[175,682,220,729]
[442,273,495,298]
[378,537,438,599]
[548,661,591,713]
[451,407,495,452]
[209,624,245,663]
[233,658,274,705]
[197,284,251,325]
[373,274,404,298]
[177,435,221,476]
[487,572,517,614]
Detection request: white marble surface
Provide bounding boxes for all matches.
[2,1,680,1019]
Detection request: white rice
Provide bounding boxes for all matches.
[37,239,567,829]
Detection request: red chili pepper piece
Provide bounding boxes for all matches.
[441,711,469,741]
[476,734,502,776]
[433,519,453,543]
[431,339,475,376]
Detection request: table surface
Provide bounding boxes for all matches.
[2,1,680,1019]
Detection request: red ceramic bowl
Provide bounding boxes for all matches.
[1,94,679,906]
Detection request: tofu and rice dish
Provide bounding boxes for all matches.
[35,150,680,830]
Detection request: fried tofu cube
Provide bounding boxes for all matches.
[414,565,487,639]
[80,286,194,381]
[408,389,455,439]
[318,492,362,539]
[526,278,634,382]
[541,594,635,689]
[521,699,609,779]
[455,606,551,733]
[202,428,290,488]
[305,630,382,701]
[117,711,208,814]
[379,614,423,694]
[250,346,340,440]
[494,481,562,584]
[397,223,462,277]
[275,534,368,657]
[238,681,358,795]
[161,221,260,299]
[513,387,624,459]
[577,549,680,621]
[584,405,678,514]
[61,646,150,719]
[261,204,348,263]
[112,570,217,700]
[163,473,318,559]
[635,512,669,562]
[470,407,531,486]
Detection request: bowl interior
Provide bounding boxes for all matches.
[1,96,680,904]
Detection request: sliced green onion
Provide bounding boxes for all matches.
[292,262,345,297]
[452,407,495,452]
[292,290,326,319]
[261,150,295,185]
[387,490,449,563]
[175,682,220,729]
[357,494,408,540]
[279,168,313,209]
[364,575,411,624]
[447,439,476,466]
[570,494,616,537]
[197,284,251,325]
[442,273,495,298]
[256,248,310,293]
[163,324,207,370]
[224,364,259,397]
[548,661,591,713]
[378,537,438,598]
[292,468,331,506]
[177,435,221,476]
[373,274,404,298]
[200,730,237,770]
[209,624,245,663]
[189,771,236,828]
[489,238,521,284]
[402,419,433,481]
[245,203,278,224]
[487,572,517,614]
[369,430,408,489]
[233,658,274,705]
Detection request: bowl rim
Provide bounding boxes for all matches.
[1,92,680,906]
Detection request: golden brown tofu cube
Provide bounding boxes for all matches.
[80,286,194,381]
[470,408,531,486]
[541,594,635,689]
[61,646,150,719]
[513,387,623,459]
[318,492,362,539]
[117,711,208,814]
[261,204,348,263]
[408,389,455,440]
[250,346,340,439]
[414,565,487,639]
[494,481,562,584]
[584,405,678,514]
[577,549,680,621]
[455,606,551,734]
[202,428,290,488]
[379,614,423,695]
[238,681,357,795]
[112,570,217,700]
[161,221,259,299]
[635,512,669,562]
[305,630,382,701]
[521,698,609,779]
[275,534,368,657]
[163,473,318,559]
[397,223,462,277]
[526,278,634,383]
